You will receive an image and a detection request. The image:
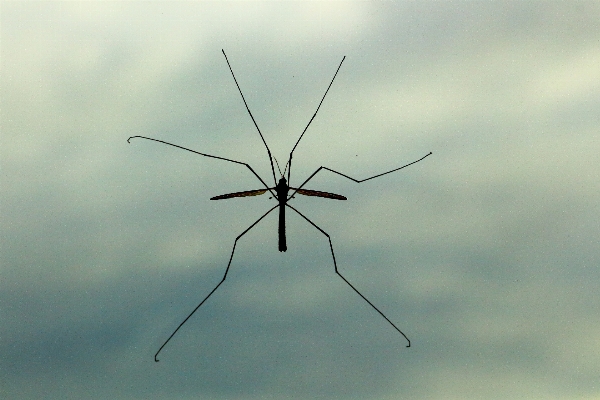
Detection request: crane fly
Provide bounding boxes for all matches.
[128,49,432,362]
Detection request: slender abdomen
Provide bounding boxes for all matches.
[278,204,287,252]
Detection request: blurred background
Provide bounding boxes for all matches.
[1,2,599,399]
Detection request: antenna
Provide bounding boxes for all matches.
[273,156,283,178]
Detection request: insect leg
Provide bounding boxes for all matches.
[286,56,346,184]
[285,204,410,347]
[222,50,277,186]
[128,135,276,198]
[154,204,279,362]
[288,152,432,200]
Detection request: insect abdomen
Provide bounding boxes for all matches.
[278,205,287,252]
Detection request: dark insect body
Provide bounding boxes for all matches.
[128,50,432,362]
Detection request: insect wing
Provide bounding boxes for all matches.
[211,189,268,200]
[292,188,347,200]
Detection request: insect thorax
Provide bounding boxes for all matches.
[275,177,289,201]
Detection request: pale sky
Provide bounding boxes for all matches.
[2,2,599,399]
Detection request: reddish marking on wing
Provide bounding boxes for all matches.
[293,188,347,200]
[211,189,268,200]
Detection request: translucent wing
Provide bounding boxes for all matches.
[291,188,347,200]
[211,189,269,200]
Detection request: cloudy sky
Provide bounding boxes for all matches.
[2,2,599,399]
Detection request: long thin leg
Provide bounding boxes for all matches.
[286,204,410,347]
[288,152,432,200]
[222,50,277,186]
[128,136,276,198]
[154,204,279,362]
[286,56,346,184]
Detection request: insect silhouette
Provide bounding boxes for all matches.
[128,50,432,362]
